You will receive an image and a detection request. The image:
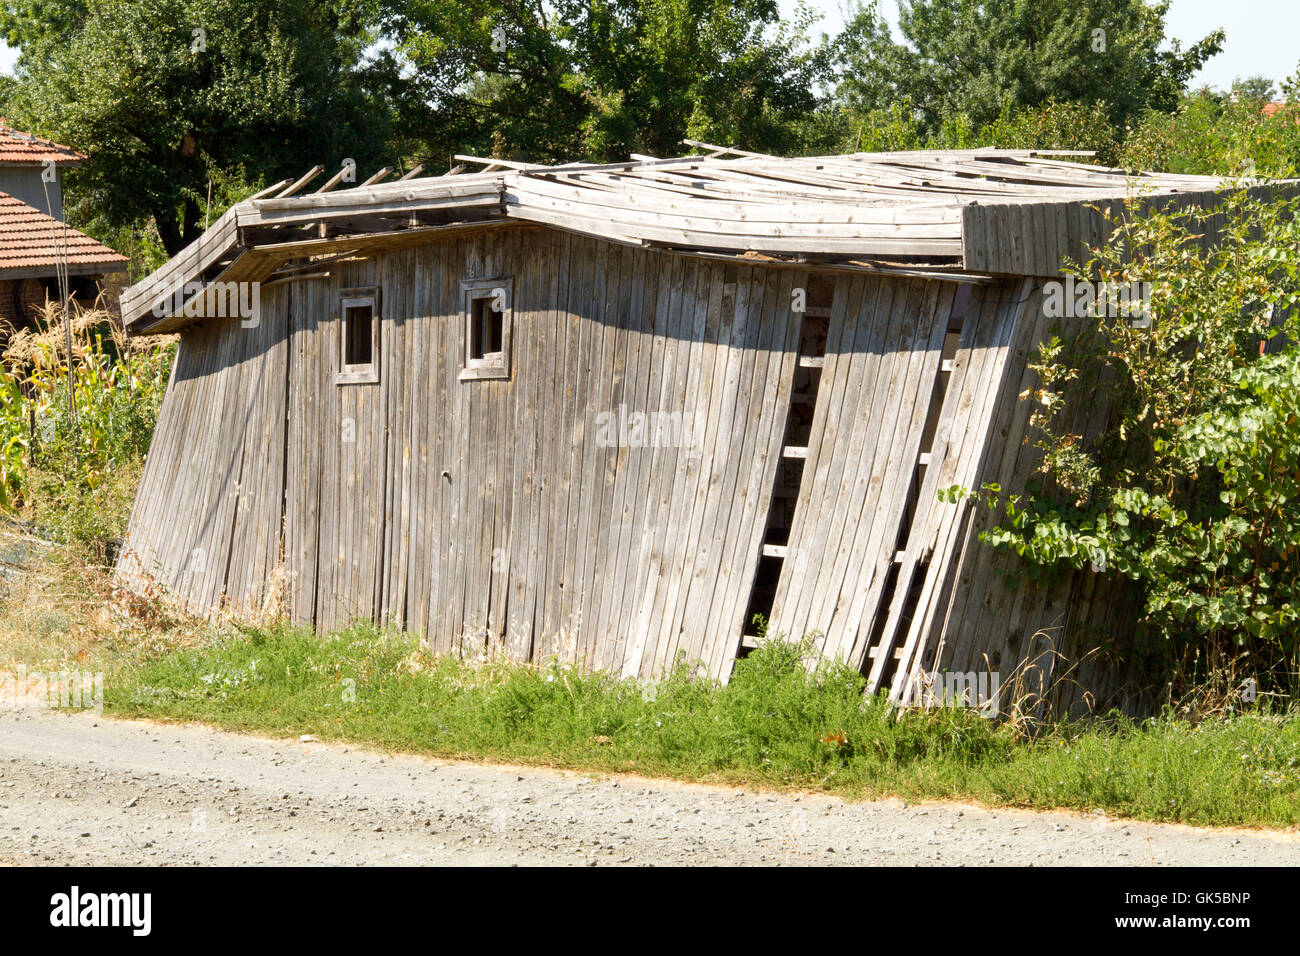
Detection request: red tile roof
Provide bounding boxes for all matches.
[0,191,126,276]
[1262,101,1294,119]
[0,120,85,165]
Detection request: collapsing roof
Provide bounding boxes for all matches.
[121,142,1255,333]
[0,191,127,279]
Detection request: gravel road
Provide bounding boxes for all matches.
[1,709,1295,866]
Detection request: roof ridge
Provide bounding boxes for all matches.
[0,120,86,163]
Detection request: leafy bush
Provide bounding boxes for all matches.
[950,189,1300,681]
[1120,88,1300,178]
[1137,350,1300,640]
[847,99,1121,162]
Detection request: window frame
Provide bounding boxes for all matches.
[459,276,512,381]
[336,286,380,385]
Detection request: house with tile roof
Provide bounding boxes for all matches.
[1261,101,1299,123]
[0,122,126,330]
[0,120,85,220]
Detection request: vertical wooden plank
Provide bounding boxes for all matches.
[769,275,872,642]
[657,261,730,671]
[605,248,665,674]
[648,256,713,676]
[593,242,654,670]
[838,280,952,668]
[704,265,800,678]
[553,235,600,662]
[620,251,689,676]
[802,276,913,654]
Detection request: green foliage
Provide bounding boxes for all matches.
[1231,75,1278,106]
[75,220,172,284]
[6,0,396,254]
[959,190,1300,670]
[847,98,1122,163]
[107,622,1300,826]
[1120,88,1300,178]
[1127,351,1300,640]
[0,306,173,560]
[837,0,1222,137]
[0,0,89,45]
[384,0,837,162]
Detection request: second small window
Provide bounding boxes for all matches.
[469,295,504,363]
[337,287,380,385]
[345,302,374,366]
[460,277,512,380]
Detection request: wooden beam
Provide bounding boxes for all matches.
[247,178,293,201]
[278,166,325,198]
[521,155,704,177]
[681,138,755,158]
[454,154,542,170]
[313,165,354,194]
[359,166,393,186]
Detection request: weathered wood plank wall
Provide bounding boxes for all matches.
[868,279,1145,715]
[119,225,1146,709]
[122,227,806,679]
[119,285,290,615]
[903,281,1149,715]
[961,183,1296,277]
[768,277,1033,678]
[338,228,804,677]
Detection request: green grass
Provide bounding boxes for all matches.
[105,621,1300,829]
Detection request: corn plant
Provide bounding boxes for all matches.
[1,300,173,558]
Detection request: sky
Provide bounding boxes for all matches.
[792,0,1298,92]
[0,0,1294,92]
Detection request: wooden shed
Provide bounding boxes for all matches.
[116,146,1263,713]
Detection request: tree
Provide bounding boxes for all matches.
[947,190,1300,678]
[6,0,398,254]
[381,0,836,164]
[0,73,15,117]
[836,0,1223,135]
[1281,61,1300,103]
[1231,75,1277,106]
[0,0,88,46]
[1120,89,1300,178]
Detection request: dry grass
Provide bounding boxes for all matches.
[0,530,208,675]
[1,295,175,367]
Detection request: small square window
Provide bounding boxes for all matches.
[337,287,380,385]
[460,277,512,381]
